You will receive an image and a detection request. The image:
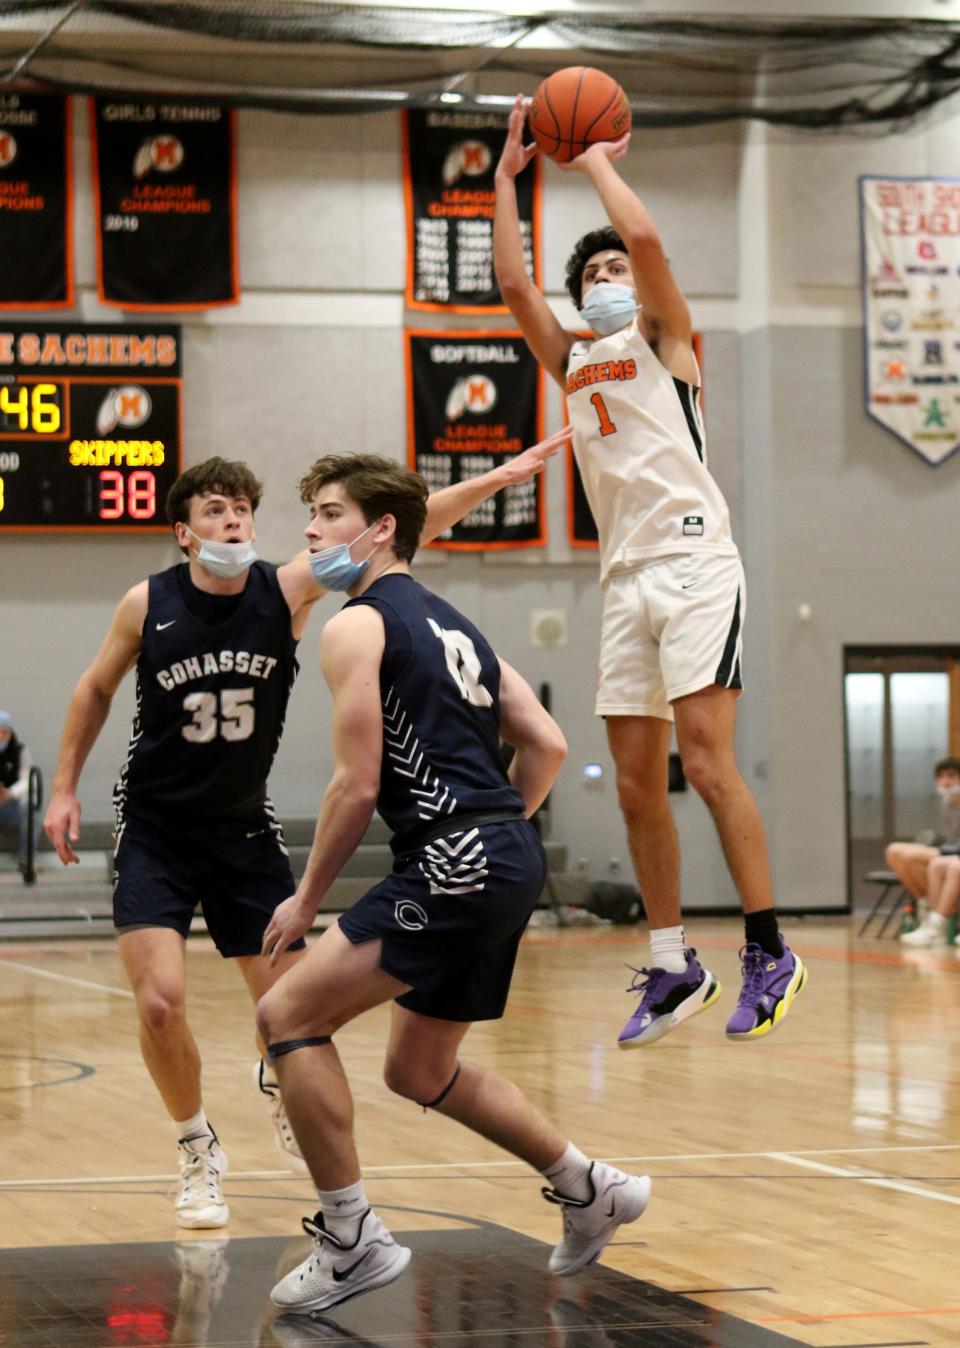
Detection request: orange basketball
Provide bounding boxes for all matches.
[528,67,632,165]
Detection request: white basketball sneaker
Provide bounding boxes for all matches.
[542,1161,651,1276]
[253,1059,309,1174]
[900,917,948,947]
[175,1132,229,1229]
[270,1209,411,1314]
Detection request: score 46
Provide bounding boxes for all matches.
[0,382,61,434]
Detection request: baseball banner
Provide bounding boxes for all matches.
[0,94,73,309]
[568,332,703,547]
[403,109,540,313]
[91,99,238,310]
[861,175,960,465]
[406,330,545,549]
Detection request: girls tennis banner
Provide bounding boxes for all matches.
[403,110,540,313]
[406,330,545,549]
[91,100,239,310]
[0,94,73,309]
[861,175,960,465]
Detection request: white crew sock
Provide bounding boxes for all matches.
[175,1106,213,1145]
[927,911,947,932]
[318,1179,369,1242]
[650,925,687,974]
[541,1142,593,1204]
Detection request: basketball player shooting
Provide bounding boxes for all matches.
[493,89,806,1047]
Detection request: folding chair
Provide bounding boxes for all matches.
[858,869,910,937]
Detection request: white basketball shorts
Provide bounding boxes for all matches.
[596,552,745,721]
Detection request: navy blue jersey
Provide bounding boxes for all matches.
[345,574,524,839]
[115,561,299,819]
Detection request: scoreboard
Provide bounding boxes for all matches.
[0,323,182,532]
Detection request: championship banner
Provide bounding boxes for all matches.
[861,175,960,465]
[568,332,703,547]
[91,99,238,310]
[403,109,540,313]
[406,330,544,550]
[0,94,73,309]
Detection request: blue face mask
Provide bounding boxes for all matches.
[581,282,638,336]
[186,528,258,580]
[308,520,380,592]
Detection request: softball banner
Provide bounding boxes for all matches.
[403,109,540,313]
[406,330,545,549]
[861,175,960,465]
[91,99,238,310]
[0,94,73,309]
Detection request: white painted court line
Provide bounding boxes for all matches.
[3,1143,959,1191]
[0,960,135,999]
[770,1151,960,1207]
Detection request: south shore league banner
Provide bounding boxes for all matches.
[407,330,544,549]
[91,99,239,310]
[862,175,960,465]
[568,332,703,547]
[0,94,73,309]
[403,110,540,313]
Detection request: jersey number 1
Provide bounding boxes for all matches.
[590,391,617,437]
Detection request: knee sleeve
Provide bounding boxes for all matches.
[266,1035,332,1061]
[417,1061,461,1112]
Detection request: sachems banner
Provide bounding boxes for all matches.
[403,109,540,313]
[91,99,239,310]
[861,175,960,465]
[406,330,544,549]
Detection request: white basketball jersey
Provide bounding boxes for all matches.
[566,318,737,584]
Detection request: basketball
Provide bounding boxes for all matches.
[528,66,632,165]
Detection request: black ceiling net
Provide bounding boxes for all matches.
[1,2,959,130]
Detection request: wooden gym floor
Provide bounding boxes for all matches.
[0,917,957,1346]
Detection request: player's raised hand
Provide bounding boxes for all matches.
[496,94,538,179]
[557,133,631,174]
[44,788,81,865]
[502,426,573,484]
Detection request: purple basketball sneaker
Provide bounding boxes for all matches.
[617,949,721,1049]
[725,942,807,1040]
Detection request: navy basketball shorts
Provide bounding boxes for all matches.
[338,817,547,1022]
[112,803,305,958]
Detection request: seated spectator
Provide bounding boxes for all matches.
[901,850,960,947]
[0,710,41,877]
[885,757,960,907]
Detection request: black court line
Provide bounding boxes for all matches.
[0,1051,95,1090]
[0,1221,811,1348]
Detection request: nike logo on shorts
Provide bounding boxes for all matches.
[156,620,176,631]
[681,580,697,590]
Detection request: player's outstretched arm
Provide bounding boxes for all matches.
[262,605,385,961]
[494,94,576,389]
[421,425,572,543]
[44,583,146,864]
[498,658,567,816]
[279,428,571,611]
[561,139,697,382]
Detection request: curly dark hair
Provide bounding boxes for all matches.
[165,456,263,533]
[564,226,627,308]
[935,757,960,777]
